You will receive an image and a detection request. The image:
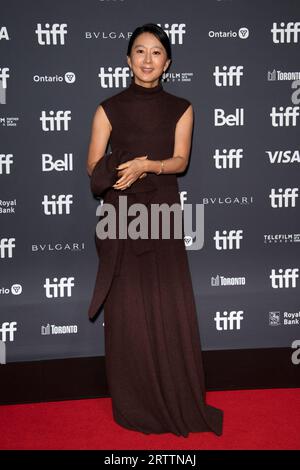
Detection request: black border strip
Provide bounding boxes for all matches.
[0,348,299,405]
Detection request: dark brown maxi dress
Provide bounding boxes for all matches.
[88,78,224,437]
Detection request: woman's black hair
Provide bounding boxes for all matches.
[127,23,172,62]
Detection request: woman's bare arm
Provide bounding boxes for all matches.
[86,105,112,177]
[144,104,193,174]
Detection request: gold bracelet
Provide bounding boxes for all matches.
[156,160,164,175]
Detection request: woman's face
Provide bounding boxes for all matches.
[127,32,171,85]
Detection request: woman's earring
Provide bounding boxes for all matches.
[130,69,134,78]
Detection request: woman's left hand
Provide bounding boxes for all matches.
[113,156,148,190]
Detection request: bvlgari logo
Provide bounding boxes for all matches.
[31,242,85,253]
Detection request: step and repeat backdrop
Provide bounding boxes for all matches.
[1,0,300,363]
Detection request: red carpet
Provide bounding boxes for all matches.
[0,388,299,450]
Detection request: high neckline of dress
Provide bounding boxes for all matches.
[128,78,163,97]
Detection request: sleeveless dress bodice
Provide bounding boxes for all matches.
[99,78,191,188]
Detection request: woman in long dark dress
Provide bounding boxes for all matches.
[86,23,224,437]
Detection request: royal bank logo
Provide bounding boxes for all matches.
[0,199,16,214]
[269,311,280,326]
[269,310,300,326]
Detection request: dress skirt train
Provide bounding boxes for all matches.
[103,236,223,437]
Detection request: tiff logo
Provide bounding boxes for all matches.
[40,110,71,131]
[0,67,9,88]
[44,277,75,298]
[0,67,9,104]
[0,321,17,342]
[42,194,73,215]
[270,106,300,126]
[213,148,243,168]
[270,268,299,288]
[214,310,244,330]
[269,188,298,207]
[98,67,131,88]
[157,23,186,44]
[35,23,68,45]
[214,229,243,250]
[213,65,244,86]
[0,154,13,174]
[0,237,15,258]
[271,22,300,43]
